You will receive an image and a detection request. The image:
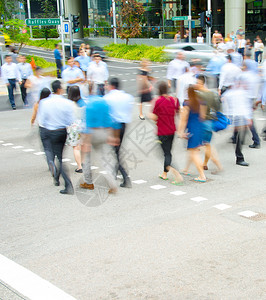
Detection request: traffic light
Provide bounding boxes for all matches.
[199,12,205,28]
[205,12,212,28]
[72,15,80,33]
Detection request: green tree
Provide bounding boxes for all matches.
[3,18,30,50]
[117,0,145,45]
[37,0,57,40]
[0,0,17,20]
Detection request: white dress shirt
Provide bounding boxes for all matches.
[17,62,33,79]
[104,89,134,123]
[38,94,74,130]
[62,66,85,87]
[166,58,190,80]
[1,62,21,83]
[197,36,204,44]
[219,63,241,90]
[176,71,196,105]
[237,39,246,49]
[87,61,109,84]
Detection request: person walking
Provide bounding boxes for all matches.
[87,54,109,96]
[38,80,74,194]
[31,88,54,169]
[149,81,183,185]
[66,85,86,173]
[196,74,223,173]
[17,54,33,107]
[254,38,264,64]
[174,31,181,43]
[178,85,206,182]
[237,35,246,57]
[62,57,85,94]
[80,86,118,194]
[197,32,204,44]
[104,77,134,188]
[1,55,22,110]
[166,52,190,93]
[137,59,154,120]
[74,48,91,78]
[54,44,62,79]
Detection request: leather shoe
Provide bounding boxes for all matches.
[120,177,132,188]
[249,144,260,149]
[54,178,60,186]
[80,182,94,190]
[60,188,74,195]
[236,161,249,167]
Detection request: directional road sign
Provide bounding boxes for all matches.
[26,18,60,26]
[63,22,69,34]
[172,16,191,21]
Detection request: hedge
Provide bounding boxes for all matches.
[104,44,166,62]
[26,39,61,50]
[26,55,57,77]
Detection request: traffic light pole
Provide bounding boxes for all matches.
[69,14,73,57]
[112,0,117,44]
[188,0,192,43]
[207,0,211,45]
[60,0,66,69]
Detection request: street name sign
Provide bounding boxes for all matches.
[26,18,60,26]
[172,16,191,21]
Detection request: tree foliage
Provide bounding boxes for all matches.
[117,0,145,45]
[3,19,30,50]
[0,0,17,20]
[37,0,57,40]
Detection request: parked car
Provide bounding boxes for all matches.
[163,43,216,66]
[0,30,11,46]
[62,38,107,60]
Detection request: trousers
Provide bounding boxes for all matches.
[7,79,16,108]
[158,135,175,172]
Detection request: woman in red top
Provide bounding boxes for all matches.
[149,81,183,185]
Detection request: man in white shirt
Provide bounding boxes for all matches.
[237,36,246,57]
[62,57,85,94]
[104,77,134,188]
[1,55,22,110]
[218,54,242,96]
[176,66,196,106]
[17,55,33,106]
[166,52,190,93]
[39,80,74,195]
[87,54,109,95]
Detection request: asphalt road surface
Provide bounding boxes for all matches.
[0,60,265,299]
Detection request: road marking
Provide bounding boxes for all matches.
[23,149,35,152]
[238,210,258,218]
[117,175,123,179]
[91,166,99,170]
[170,191,186,196]
[155,70,159,73]
[132,180,147,184]
[256,117,266,121]
[12,146,24,149]
[130,79,135,81]
[70,162,77,166]
[0,141,4,143]
[34,152,45,155]
[150,185,166,190]
[125,73,130,75]
[0,253,76,300]
[213,204,232,210]
[62,158,71,162]
[2,143,14,146]
[190,196,208,202]
[122,79,127,82]
[118,73,123,76]
[99,171,108,174]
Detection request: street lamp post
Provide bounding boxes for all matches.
[26,0,33,38]
[188,0,192,42]
[112,0,117,44]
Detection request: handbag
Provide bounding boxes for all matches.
[212,111,230,132]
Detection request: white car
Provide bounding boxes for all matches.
[163,43,216,66]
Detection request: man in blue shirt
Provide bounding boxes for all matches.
[62,57,85,94]
[74,48,91,78]
[54,44,62,79]
[80,90,119,194]
[39,80,74,195]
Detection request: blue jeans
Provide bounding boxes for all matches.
[7,79,16,108]
[255,51,263,63]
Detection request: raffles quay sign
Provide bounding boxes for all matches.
[26,18,60,26]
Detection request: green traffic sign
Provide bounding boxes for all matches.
[26,18,60,26]
[172,16,189,21]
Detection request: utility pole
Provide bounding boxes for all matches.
[161,0,164,39]
[60,0,65,69]
[69,14,73,57]
[112,0,117,44]
[207,0,211,45]
[188,0,192,42]
[26,0,33,38]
